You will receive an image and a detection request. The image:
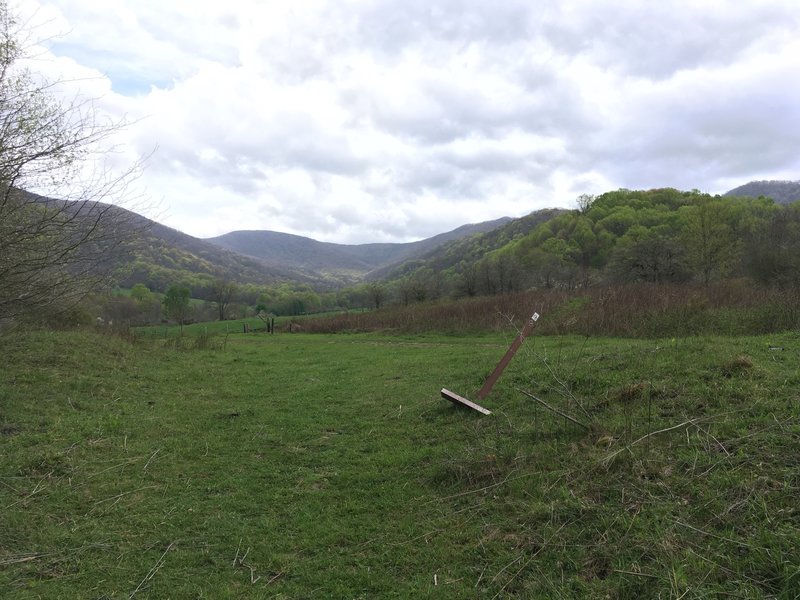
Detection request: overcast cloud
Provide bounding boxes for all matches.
[13,0,800,243]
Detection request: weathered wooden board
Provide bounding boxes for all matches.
[441,388,492,415]
[476,312,540,400]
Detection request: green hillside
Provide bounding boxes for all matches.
[119,220,305,294]
[204,217,513,282]
[372,188,800,301]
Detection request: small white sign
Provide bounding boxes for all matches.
[532,312,540,321]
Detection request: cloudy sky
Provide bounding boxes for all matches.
[13,0,800,244]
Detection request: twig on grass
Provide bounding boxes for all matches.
[489,524,566,600]
[602,414,726,465]
[93,485,158,507]
[423,469,522,504]
[143,448,161,471]
[232,539,241,567]
[0,554,45,566]
[0,478,20,494]
[674,520,767,551]
[129,541,174,599]
[489,553,523,583]
[475,565,487,588]
[0,544,111,567]
[87,457,142,479]
[514,388,589,430]
[4,472,53,510]
[613,568,659,579]
[233,544,273,585]
[685,544,776,590]
[525,344,593,421]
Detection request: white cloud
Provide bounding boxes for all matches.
[11,0,800,243]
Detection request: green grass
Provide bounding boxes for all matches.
[135,310,362,340]
[1,328,799,597]
[135,317,272,339]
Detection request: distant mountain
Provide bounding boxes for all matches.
[367,208,566,281]
[21,191,544,292]
[724,180,800,204]
[203,230,376,279]
[20,193,307,294]
[116,216,317,293]
[205,217,512,282]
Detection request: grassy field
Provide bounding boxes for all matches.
[1,325,799,598]
[134,317,271,339]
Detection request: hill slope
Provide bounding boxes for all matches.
[204,217,512,280]
[724,180,800,204]
[367,208,566,281]
[20,192,302,293]
[121,218,314,291]
[22,194,517,291]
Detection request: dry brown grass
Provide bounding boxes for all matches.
[302,283,800,337]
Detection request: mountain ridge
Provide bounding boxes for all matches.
[99,206,519,291]
[204,217,513,280]
[34,179,799,295]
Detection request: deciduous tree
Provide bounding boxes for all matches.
[680,198,739,285]
[366,283,386,309]
[162,285,190,332]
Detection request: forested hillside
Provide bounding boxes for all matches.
[369,208,565,300]
[117,219,312,294]
[205,217,513,280]
[114,210,513,299]
[80,186,800,322]
[378,188,800,302]
[504,188,798,288]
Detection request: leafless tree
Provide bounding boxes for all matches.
[0,2,148,328]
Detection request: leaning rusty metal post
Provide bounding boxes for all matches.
[476,312,540,400]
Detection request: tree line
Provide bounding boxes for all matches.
[109,188,800,329]
[382,189,800,301]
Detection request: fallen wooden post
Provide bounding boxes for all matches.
[476,312,540,400]
[440,388,492,415]
[440,311,540,415]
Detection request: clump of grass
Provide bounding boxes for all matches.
[721,354,754,377]
[192,329,227,351]
[613,381,648,404]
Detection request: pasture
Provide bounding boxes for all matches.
[1,326,799,597]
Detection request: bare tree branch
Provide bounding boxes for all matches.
[0,1,150,329]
